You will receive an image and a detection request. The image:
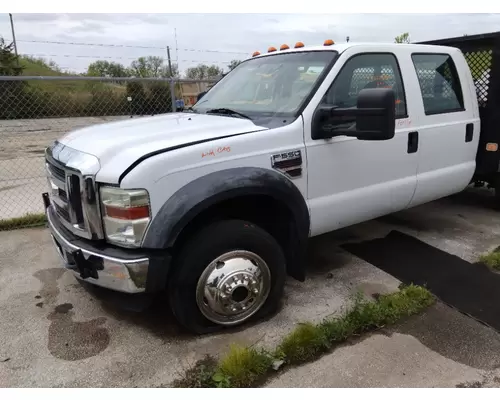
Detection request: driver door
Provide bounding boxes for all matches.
[303,49,419,236]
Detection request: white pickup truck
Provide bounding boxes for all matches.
[43,37,485,333]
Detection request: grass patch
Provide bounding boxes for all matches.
[276,322,329,364]
[174,284,435,388]
[19,56,125,94]
[479,250,500,271]
[0,213,46,231]
[215,344,273,387]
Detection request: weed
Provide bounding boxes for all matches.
[0,213,46,231]
[171,355,218,388]
[479,251,500,270]
[216,344,273,388]
[276,322,329,364]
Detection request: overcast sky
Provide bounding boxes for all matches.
[1,13,499,74]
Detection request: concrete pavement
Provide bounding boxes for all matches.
[1,188,500,387]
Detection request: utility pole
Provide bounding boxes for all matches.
[9,13,20,67]
[166,46,173,77]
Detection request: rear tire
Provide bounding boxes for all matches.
[168,219,286,334]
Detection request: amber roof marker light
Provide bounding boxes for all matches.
[252,51,261,57]
[280,44,290,50]
[324,39,335,46]
[294,42,305,48]
[268,46,277,52]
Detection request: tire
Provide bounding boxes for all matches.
[168,219,286,334]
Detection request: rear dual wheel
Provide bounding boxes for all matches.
[168,219,286,334]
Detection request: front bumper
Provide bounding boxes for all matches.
[43,193,170,294]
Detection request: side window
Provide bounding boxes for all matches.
[322,53,407,124]
[411,53,464,115]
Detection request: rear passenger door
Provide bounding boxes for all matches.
[408,51,480,207]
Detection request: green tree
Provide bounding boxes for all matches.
[129,56,179,78]
[160,63,180,78]
[0,36,23,75]
[228,59,242,71]
[394,32,410,44]
[126,81,147,115]
[148,82,172,114]
[185,63,224,80]
[0,36,25,120]
[87,60,130,77]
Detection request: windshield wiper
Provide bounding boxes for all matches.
[205,108,252,120]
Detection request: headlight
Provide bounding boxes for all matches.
[100,186,151,248]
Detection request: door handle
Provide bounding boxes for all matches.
[408,131,418,154]
[465,123,473,142]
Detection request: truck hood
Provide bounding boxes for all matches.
[58,112,268,182]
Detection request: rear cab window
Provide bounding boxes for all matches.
[411,53,465,115]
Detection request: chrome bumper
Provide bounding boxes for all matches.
[45,194,149,294]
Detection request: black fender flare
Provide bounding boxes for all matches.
[142,167,310,281]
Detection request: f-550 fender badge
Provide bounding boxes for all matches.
[271,150,303,178]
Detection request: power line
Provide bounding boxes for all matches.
[23,53,142,60]
[16,39,249,55]
[180,48,248,55]
[178,59,231,64]
[21,53,232,64]
[17,39,167,50]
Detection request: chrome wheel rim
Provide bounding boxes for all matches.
[196,250,271,325]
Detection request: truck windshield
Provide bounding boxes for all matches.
[192,51,338,118]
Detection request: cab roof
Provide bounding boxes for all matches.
[249,42,459,60]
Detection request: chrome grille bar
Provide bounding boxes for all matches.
[44,142,104,240]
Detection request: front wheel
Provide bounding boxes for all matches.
[168,219,287,334]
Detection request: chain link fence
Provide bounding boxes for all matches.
[0,76,215,222]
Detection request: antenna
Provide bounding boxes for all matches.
[174,28,179,66]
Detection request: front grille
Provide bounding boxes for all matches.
[48,162,66,182]
[58,188,67,202]
[45,142,104,240]
[68,175,84,224]
[46,157,86,232]
[54,202,70,221]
